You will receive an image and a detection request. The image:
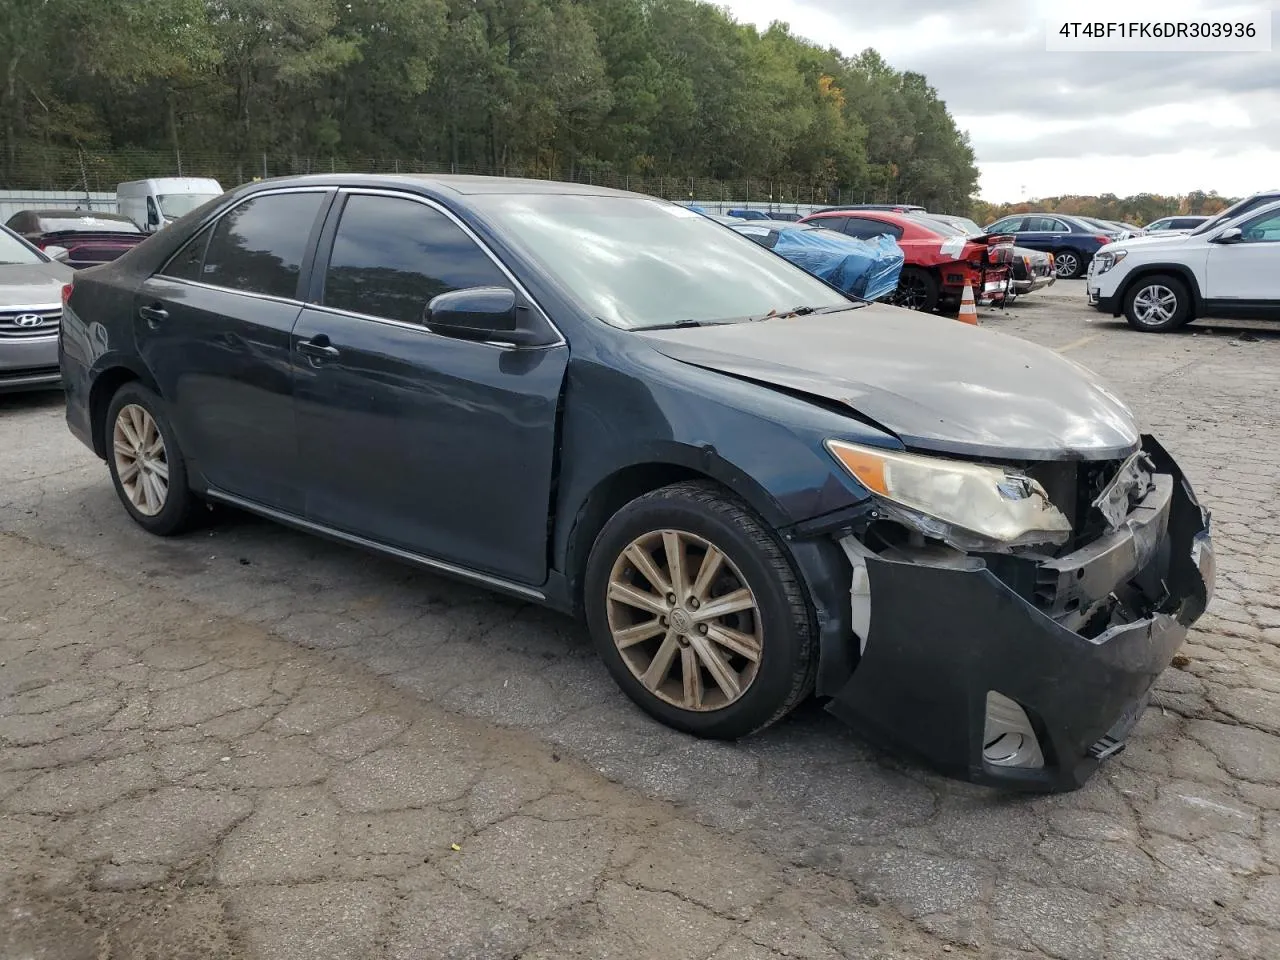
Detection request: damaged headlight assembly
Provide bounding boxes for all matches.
[825,439,1072,552]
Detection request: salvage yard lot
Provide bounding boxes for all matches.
[2,281,1279,959]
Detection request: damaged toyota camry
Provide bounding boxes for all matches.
[59,175,1214,791]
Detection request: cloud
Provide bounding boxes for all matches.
[723,0,1280,197]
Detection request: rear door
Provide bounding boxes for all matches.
[134,189,331,512]
[292,190,569,585]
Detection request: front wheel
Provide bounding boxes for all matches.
[584,481,816,739]
[1124,274,1191,332]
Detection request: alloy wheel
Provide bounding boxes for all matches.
[606,528,762,712]
[894,275,930,310]
[1053,252,1079,278]
[1131,284,1178,327]
[112,404,169,516]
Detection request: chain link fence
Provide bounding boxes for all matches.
[0,146,915,211]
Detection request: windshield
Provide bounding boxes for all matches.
[0,228,44,265]
[1190,196,1276,236]
[157,193,220,219]
[473,194,851,329]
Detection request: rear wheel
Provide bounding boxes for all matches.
[893,268,939,312]
[584,481,816,739]
[1124,274,1191,332]
[1053,250,1081,278]
[104,383,200,536]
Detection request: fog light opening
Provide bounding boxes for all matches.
[983,691,1045,769]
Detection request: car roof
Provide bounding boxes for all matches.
[238,173,640,199]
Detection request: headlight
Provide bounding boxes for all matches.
[826,440,1072,550]
[1094,250,1127,274]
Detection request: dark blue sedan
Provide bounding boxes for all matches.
[59,175,1213,791]
[983,213,1120,279]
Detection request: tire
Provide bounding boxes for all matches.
[1123,273,1191,332]
[1053,250,1082,279]
[104,382,200,536]
[584,480,817,740]
[893,268,940,312]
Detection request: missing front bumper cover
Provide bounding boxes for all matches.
[825,435,1213,792]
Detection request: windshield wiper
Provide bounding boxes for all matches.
[749,303,861,322]
[639,318,709,331]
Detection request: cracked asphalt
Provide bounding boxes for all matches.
[2,281,1279,960]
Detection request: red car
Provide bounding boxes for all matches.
[4,210,146,270]
[798,209,1014,312]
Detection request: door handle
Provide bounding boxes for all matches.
[139,304,169,326]
[297,336,340,361]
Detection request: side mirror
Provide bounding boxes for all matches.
[1212,227,1243,244]
[44,245,70,262]
[424,286,542,346]
[147,208,160,228]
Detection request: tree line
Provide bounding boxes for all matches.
[972,191,1237,227]
[0,0,980,211]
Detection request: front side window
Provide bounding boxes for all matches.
[201,192,325,298]
[322,195,511,325]
[989,217,1023,233]
[473,194,850,329]
[1240,210,1280,242]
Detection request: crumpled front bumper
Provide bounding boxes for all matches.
[824,436,1214,792]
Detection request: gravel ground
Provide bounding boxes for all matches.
[1,279,1278,960]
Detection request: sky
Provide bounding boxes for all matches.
[719,0,1280,201]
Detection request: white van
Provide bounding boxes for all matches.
[116,177,223,233]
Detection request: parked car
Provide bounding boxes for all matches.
[982,214,1117,279]
[727,220,904,301]
[921,215,1055,297]
[61,175,1213,791]
[725,209,771,220]
[4,210,146,269]
[1075,217,1138,240]
[765,212,804,222]
[0,224,74,393]
[1087,198,1280,331]
[1143,216,1209,235]
[1183,189,1280,237]
[117,177,224,234]
[801,209,1014,311]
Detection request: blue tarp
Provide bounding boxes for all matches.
[768,228,904,301]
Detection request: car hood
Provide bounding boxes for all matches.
[1103,233,1190,251]
[639,305,1142,461]
[0,261,74,305]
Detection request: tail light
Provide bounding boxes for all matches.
[61,283,73,305]
[1095,235,1111,244]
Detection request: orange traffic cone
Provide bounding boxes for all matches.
[957,283,978,325]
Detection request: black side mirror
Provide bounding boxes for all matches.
[1212,227,1243,244]
[147,209,160,227]
[424,286,542,346]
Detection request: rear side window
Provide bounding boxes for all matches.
[159,225,214,281]
[321,194,510,325]
[202,193,325,299]
[843,217,903,240]
[804,215,851,234]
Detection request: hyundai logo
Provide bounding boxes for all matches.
[13,314,44,328]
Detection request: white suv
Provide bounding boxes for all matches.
[1087,195,1280,332]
